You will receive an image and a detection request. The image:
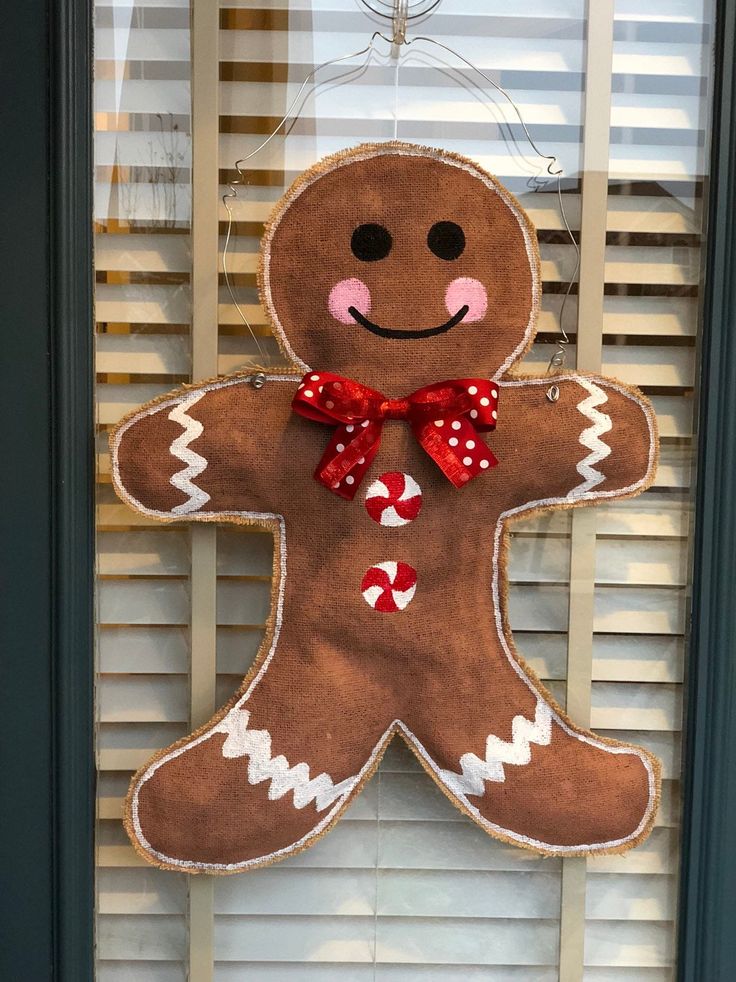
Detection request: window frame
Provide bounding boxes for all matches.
[676,0,736,975]
[1,0,734,977]
[0,0,95,979]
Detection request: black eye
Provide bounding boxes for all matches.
[351,223,392,262]
[427,221,465,261]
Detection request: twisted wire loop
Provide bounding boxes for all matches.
[359,0,443,26]
[392,0,409,44]
[222,1,578,388]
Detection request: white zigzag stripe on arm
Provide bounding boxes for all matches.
[215,707,359,811]
[568,378,613,498]
[168,393,211,515]
[437,700,553,799]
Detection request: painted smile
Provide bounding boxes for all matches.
[347,305,470,340]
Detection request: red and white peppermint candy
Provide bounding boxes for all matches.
[361,561,417,612]
[365,472,422,527]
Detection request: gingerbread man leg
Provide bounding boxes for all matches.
[127,629,394,871]
[403,615,659,856]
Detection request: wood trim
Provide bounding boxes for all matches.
[0,0,56,974]
[558,4,614,979]
[188,0,221,977]
[677,0,736,978]
[0,0,95,978]
[50,0,96,976]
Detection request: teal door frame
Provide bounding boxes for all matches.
[0,0,95,978]
[0,0,735,978]
[676,0,736,975]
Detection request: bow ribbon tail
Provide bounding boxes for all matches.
[415,418,498,489]
[314,421,382,499]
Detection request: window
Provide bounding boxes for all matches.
[94,1,712,978]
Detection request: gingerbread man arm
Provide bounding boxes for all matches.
[497,374,658,510]
[110,372,299,521]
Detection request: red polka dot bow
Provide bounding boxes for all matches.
[292,372,499,499]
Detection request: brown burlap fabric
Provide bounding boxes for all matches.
[112,143,660,874]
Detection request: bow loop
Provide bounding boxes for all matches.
[296,374,385,424]
[292,372,499,499]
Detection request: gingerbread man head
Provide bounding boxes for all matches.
[260,143,541,390]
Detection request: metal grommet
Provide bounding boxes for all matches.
[546,384,560,403]
[250,372,267,390]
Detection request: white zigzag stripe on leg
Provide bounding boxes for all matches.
[214,708,359,811]
[168,394,211,514]
[437,700,553,799]
[569,378,612,498]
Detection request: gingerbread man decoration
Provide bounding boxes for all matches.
[112,143,660,873]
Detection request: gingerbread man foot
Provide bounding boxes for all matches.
[113,142,660,873]
[410,694,658,856]
[128,719,341,870]
[127,657,394,870]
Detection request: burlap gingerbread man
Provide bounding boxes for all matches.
[112,142,660,873]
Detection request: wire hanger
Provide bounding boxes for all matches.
[222,0,579,400]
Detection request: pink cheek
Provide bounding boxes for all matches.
[328,278,372,325]
[445,277,488,323]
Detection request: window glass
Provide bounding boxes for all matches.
[94,1,713,978]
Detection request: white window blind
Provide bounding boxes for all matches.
[94,1,712,979]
